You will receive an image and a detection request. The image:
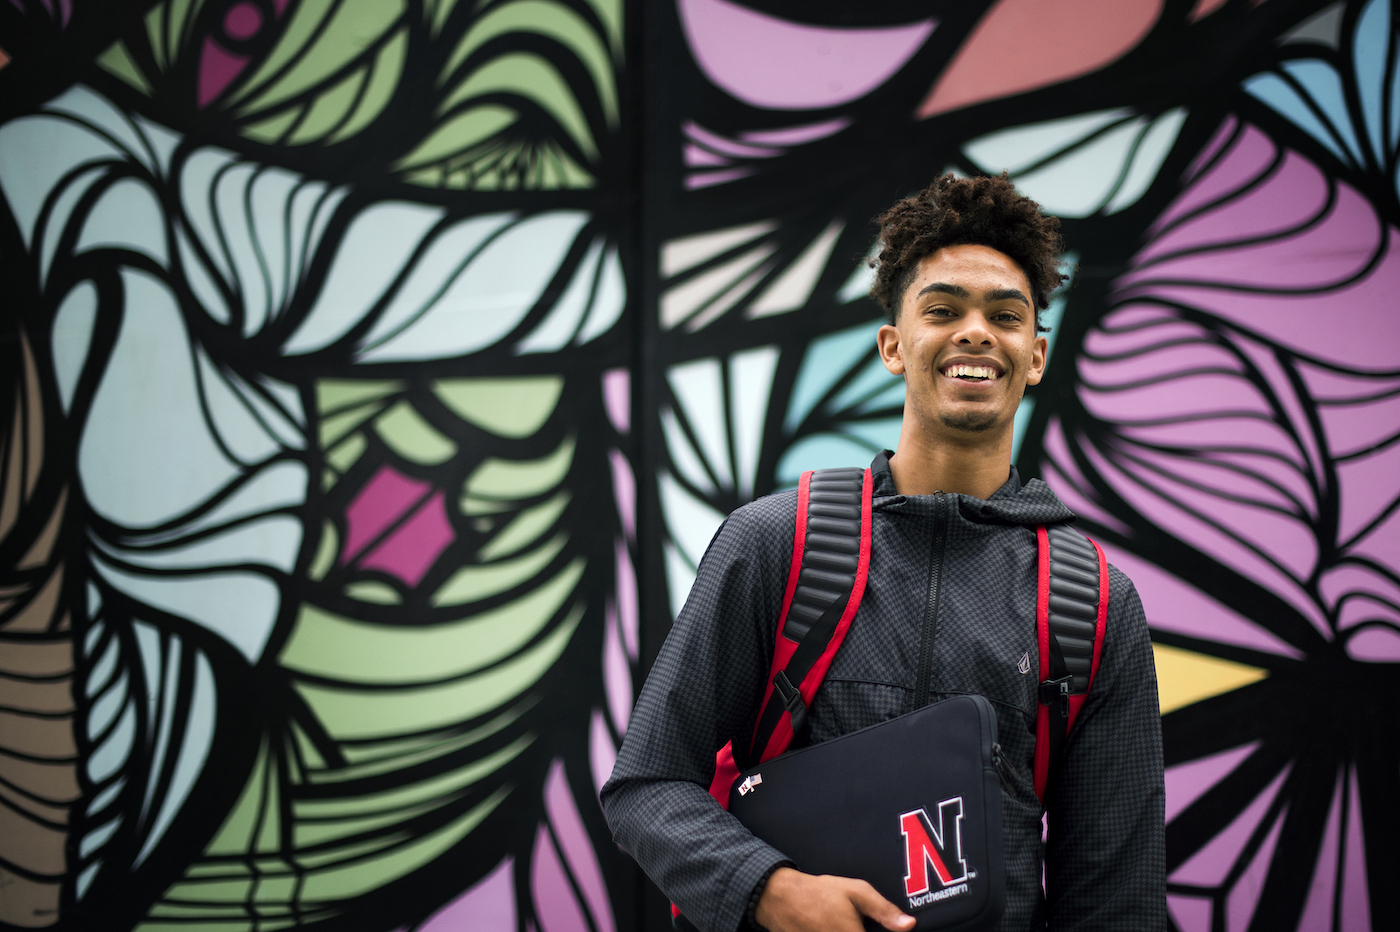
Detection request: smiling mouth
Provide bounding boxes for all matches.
[942,364,1001,382]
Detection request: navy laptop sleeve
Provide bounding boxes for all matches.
[727,694,1006,932]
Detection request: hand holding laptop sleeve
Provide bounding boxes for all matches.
[727,694,1006,932]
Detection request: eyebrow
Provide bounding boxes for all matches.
[917,282,1031,306]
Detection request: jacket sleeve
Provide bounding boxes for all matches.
[1044,565,1167,929]
[600,498,796,932]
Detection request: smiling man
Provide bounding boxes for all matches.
[603,175,1166,932]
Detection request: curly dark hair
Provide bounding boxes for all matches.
[869,173,1066,328]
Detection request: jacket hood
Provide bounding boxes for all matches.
[869,450,1076,527]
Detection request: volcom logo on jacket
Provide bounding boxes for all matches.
[900,799,971,907]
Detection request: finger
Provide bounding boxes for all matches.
[847,881,915,932]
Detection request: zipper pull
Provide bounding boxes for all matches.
[991,742,1012,793]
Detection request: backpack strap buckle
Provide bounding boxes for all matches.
[1038,674,1072,714]
[773,670,808,738]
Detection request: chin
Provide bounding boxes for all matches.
[939,411,1001,433]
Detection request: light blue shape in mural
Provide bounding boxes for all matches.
[730,346,779,498]
[1353,0,1390,163]
[285,199,447,353]
[0,91,135,252]
[668,356,733,488]
[966,108,1130,175]
[785,321,878,432]
[361,211,591,361]
[77,177,168,265]
[1244,64,1358,165]
[135,648,217,866]
[662,408,716,494]
[777,433,885,486]
[577,245,627,342]
[52,282,98,413]
[518,236,605,353]
[967,107,1186,218]
[1104,110,1188,214]
[79,269,241,527]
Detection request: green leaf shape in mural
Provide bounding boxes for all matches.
[230,0,409,145]
[97,0,410,147]
[136,373,584,927]
[396,0,621,190]
[96,0,210,97]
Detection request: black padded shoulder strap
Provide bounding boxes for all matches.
[742,467,871,768]
[1034,524,1110,802]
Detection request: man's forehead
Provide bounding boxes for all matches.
[908,244,1033,295]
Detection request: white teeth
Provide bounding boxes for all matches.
[944,364,999,380]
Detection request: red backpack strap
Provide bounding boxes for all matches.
[1033,524,1109,803]
[707,467,872,809]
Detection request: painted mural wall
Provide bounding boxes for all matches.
[0,1,1396,932]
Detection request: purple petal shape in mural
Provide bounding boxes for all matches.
[679,119,853,187]
[343,465,432,561]
[358,491,455,588]
[603,590,633,735]
[197,0,289,107]
[1038,113,1399,932]
[590,708,617,801]
[739,118,851,146]
[1067,118,1400,653]
[1171,767,1289,888]
[415,857,516,932]
[1165,743,1261,823]
[343,466,456,587]
[532,760,615,932]
[676,0,935,110]
[8,0,70,26]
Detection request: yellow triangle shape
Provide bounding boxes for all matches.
[1153,643,1268,715]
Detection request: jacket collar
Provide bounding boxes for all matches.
[870,450,1076,526]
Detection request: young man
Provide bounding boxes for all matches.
[602,175,1166,931]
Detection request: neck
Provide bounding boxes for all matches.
[886,423,1014,500]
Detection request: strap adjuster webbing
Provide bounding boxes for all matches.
[772,670,807,739]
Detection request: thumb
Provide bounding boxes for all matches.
[849,882,916,932]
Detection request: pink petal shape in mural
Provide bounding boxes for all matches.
[1104,547,1301,658]
[677,0,935,110]
[1062,119,1400,657]
[739,118,851,146]
[1165,743,1261,823]
[359,491,455,588]
[590,708,617,799]
[543,759,615,932]
[415,856,516,931]
[532,815,590,932]
[918,0,1162,118]
[531,759,615,932]
[198,38,247,107]
[342,465,433,563]
[224,2,263,40]
[1189,0,1231,21]
[1226,807,1287,932]
[1172,767,1289,886]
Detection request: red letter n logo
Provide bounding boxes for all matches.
[900,798,968,897]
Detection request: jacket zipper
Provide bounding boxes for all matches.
[913,492,947,709]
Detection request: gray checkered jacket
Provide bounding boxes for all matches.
[602,457,1166,931]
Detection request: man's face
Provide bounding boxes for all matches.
[877,244,1048,442]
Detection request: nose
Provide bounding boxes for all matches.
[954,311,995,346]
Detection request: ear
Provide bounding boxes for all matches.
[877,323,905,376]
[1025,334,1048,386]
